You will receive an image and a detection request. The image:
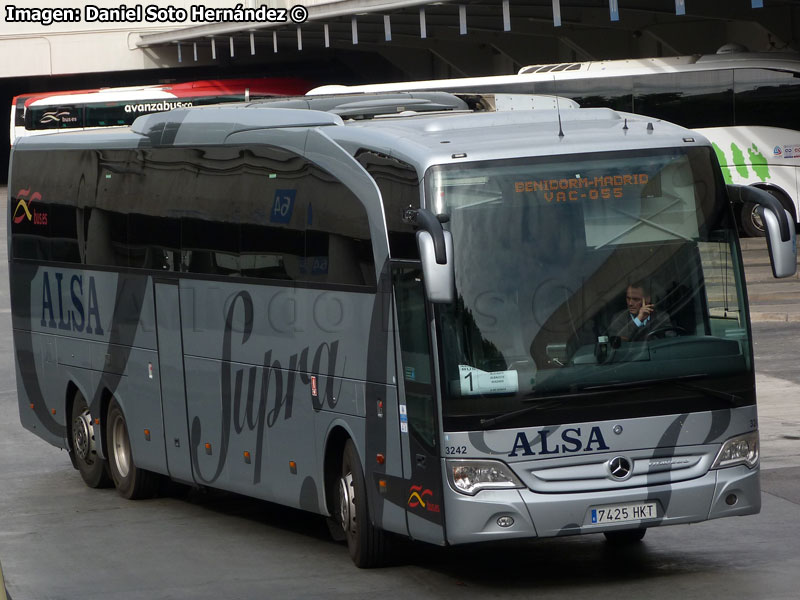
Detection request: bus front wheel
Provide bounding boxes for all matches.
[740,201,766,237]
[69,391,112,488]
[106,399,158,499]
[338,440,388,568]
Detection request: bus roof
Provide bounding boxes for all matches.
[12,92,707,172]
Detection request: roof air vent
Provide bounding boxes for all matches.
[716,43,749,54]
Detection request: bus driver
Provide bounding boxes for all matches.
[607,281,672,342]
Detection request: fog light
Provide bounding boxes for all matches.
[725,494,738,506]
[497,516,514,528]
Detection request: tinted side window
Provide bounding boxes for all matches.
[305,168,375,286]
[358,151,420,259]
[157,145,374,286]
[734,68,800,130]
[25,105,84,130]
[633,70,734,128]
[10,149,84,263]
[11,146,375,287]
[533,76,634,112]
[128,214,180,271]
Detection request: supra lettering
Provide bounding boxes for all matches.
[508,426,610,457]
[191,290,343,485]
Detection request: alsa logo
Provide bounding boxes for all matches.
[408,485,440,513]
[13,188,47,226]
[774,146,782,156]
[508,427,610,457]
[41,272,104,335]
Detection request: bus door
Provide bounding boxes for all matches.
[393,266,446,545]
[153,279,194,483]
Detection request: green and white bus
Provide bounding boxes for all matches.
[311,50,800,237]
[7,92,795,567]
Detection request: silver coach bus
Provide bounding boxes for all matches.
[7,92,796,567]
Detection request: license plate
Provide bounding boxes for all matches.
[590,501,657,524]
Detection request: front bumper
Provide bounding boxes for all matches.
[443,464,759,545]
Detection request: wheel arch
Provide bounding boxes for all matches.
[322,422,358,517]
[64,381,81,467]
[96,386,118,460]
[752,183,798,224]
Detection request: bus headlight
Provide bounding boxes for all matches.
[711,431,759,470]
[446,459,524,495]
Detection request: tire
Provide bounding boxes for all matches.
[740,201,766,238]
[69,391,112,488]
[338,440,389,568]
[604,528,646,544]
[106,399,158,499]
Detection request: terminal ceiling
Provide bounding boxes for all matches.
[136,0,800,80]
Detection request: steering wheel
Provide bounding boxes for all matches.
[645,325,687,340]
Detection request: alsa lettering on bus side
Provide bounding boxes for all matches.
[40,272,104,335]
[508,427,609,457]
[514,173,650,203]
[192,290,342,486]
[12,188,48,226]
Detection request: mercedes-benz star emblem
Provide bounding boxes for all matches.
[608,456,633,481]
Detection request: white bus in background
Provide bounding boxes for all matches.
[310,50,800,236]
[10,77,311,146]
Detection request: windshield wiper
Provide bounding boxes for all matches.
[478,373,742,429]
[479,389,621,429]
[579,373,707,392]
[582,374,743,405]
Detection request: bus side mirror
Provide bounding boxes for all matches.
[408,208,455,303]
[759,205,797,278]
[727,185,797,278]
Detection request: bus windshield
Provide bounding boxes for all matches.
[426,147,753,431]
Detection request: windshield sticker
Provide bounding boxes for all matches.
[456,365,518,396]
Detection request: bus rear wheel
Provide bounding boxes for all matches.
[69,391,112,488]
[338,440,389,568]
[107,399,158,499]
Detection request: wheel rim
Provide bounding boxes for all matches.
[749,205,765,232]
[111,414,131,479]
[72,409,95,463]
[338,471,356,536]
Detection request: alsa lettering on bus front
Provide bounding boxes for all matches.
[508,427,609,457]
[515,173,650,203]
